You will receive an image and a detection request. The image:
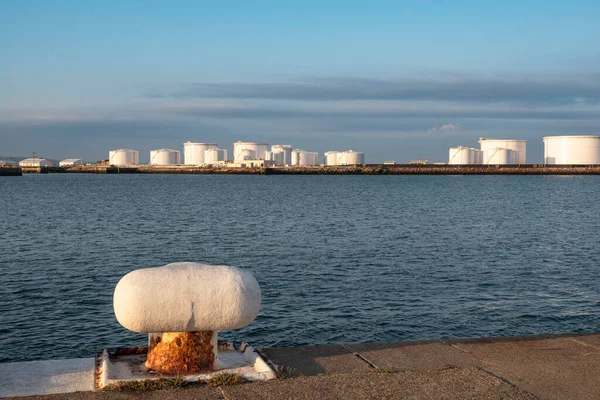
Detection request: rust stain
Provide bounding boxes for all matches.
[145,331,215,375]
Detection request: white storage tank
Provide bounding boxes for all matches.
[233,141,269,162]
[341,150,365,165]
[150,149,180,165]
[272,151,284,165]
[475,149,483,164]
[238,148,255,161]
[324,151,342,166]
[204,148,228,164]
[291,150,319,166]
[448,147,482,164]
[271,145,292,165]
[479,137,526,164]
[448,147,471,164]
[184,142,218,165]
[109,149,139,166]
[483,147,518,165]
[59,158,83,167]
[543,136,600,165]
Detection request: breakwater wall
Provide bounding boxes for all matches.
[18,164,600,175]
[0,167,22,176]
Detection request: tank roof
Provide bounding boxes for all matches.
[479,137,527,142]
[184,142,218,145]
[234,141,269,145]
[543,135,600,140]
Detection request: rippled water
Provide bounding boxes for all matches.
[1,174,599,363]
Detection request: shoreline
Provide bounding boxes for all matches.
[12,164,600,175]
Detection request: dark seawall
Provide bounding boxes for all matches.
[54,164,600,175]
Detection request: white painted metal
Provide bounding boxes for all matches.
[109,149,139,166]
[184,142,218,165]
[341,150,365,165]
[479,137,526,164]
[543,136,600,165]
[150,149,180,165]
[448,147,482,164]
[325,150,365,165]
[475,149,483,164]
[204,148,227,164]
[324,151,341,165]
[272,151,284,165]
[59,159,83,167]
[238,149,255,161]
[264,151,273,161]
[448,147,471,164]
[271,145,292,165]
[291,150,319,166]
[233,142,269,162]
[483,147,518,165]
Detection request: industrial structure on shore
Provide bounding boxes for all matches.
[324,150,366,166]
[150,149,180,166]
[543,136,600,165]
[109,149,139,166]
[11,135,600,169]
[106,141,328,167]
[449,138,527,165]
[19,157,54,167]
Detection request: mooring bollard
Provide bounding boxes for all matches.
[113,262,261,375]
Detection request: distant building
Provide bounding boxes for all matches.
[0,160,17,166]
[226,159,274,168]
[19,158,53,167]
[324,150,365,166]
[59,158,83,167]
[543,136,600,165]
[150,149,180,165]
[290,149,319,166]
[233,142,269,162]
[109,149,139,166]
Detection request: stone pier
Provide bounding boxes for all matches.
[3,332,600,399]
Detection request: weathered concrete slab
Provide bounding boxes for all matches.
[7,385,222,400]
[453,336,600,400]
[567,333,600,349]
[0,358,95,398]
[258,345,372,376]
[222,367,535,400]
[347,341,482,371]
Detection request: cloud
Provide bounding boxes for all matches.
[147,75,600,105]
[428,123,460,136]
[153,102,600,121]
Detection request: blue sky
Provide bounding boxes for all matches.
[1,1,599,163]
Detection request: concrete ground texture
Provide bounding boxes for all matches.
[5,332,600,399]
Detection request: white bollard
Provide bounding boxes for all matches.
[113,262,261,375]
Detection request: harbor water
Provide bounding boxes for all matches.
[1,174,599,363]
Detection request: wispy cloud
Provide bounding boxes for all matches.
[428,123,460,136]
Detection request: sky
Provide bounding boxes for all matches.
[1,1,599,163]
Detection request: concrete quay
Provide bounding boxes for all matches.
[4,332,600,399]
